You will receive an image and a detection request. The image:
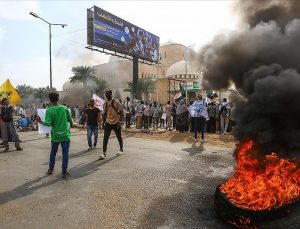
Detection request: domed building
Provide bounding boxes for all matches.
[61,42,204,104]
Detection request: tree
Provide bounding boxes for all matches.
[16,85,34,98]
[124,78,156,101]
[34,87,47,103]
[70,66,96,102]
[88,78,107,98]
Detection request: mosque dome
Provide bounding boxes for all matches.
[166,60,200,78]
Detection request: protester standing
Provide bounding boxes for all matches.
[0,98,23,152]
[171,102,177,130]
[100,90,124,159]
[143,102,149,129]
[135,101,143,129]
[159,104,165,128]
[152,101,160,130]
[36,92,73,178]
[207,102,219,133]
[176,100,189,132]
[219,98,231,134]
[190,94,208,142]
[85,99,101,150]
[124,97,132,129]
[165,101,172,131]
[148,103,153,128]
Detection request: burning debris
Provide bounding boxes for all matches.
[199,0,300,227]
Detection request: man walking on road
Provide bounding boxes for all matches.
[0,98,23,152]
[100,90,124,159]
[36,92,73,178]
[85,99,101,150]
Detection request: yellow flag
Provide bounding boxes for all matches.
[0,79,21,105]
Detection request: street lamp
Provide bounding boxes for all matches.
[29,11,67,91]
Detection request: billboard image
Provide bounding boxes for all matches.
[89,6,160,62]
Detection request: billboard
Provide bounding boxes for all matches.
[88,6,160,62]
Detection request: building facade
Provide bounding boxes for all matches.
[62,42,203,104]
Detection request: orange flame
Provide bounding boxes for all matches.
[220,140,300,211]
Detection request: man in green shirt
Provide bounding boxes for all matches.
[37,92,73,178]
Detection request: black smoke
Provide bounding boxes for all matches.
[199,0,300,152]
[234,0,300,28]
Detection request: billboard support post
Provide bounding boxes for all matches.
[133,56,139,101]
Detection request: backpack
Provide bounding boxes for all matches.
[220,104,228,117]
[103,99,121,126]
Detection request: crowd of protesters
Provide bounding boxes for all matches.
[0,90,234,178]
[115,95,234,137]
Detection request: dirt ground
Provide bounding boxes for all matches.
[123,129,237,149]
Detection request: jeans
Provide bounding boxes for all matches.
[87,125,98,147]
[103,122,123,155]
[49,141,70,172]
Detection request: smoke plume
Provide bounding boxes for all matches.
[200,0,300,152]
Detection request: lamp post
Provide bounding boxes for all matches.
[29,12,67,91]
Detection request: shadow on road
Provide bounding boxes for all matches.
[182,144,205,156]
[68,156,118,180]
[0,156,119,205]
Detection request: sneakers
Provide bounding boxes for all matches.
[99,154,107,160]
[16,147,23,151]
[62,171,70,179]
[88,146,92,150]
[116,149,124,156]
[201,139,208,143]
[47,168,54,175]
[3,148,9,152]
[93,145,97,149]
[194,138,199,142]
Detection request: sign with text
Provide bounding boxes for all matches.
[88,6,160,62]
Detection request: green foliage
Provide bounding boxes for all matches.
[124,78,156,100]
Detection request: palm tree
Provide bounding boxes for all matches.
[88,78,107,98]
[70,66,96,102]
[124,78,156,101]
[141,78,156,101]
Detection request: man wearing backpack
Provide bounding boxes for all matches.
[100,90,124,159]
[219,98,231,135]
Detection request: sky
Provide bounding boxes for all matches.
[0,0,238,90]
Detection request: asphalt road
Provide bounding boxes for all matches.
[0,130,299,229]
